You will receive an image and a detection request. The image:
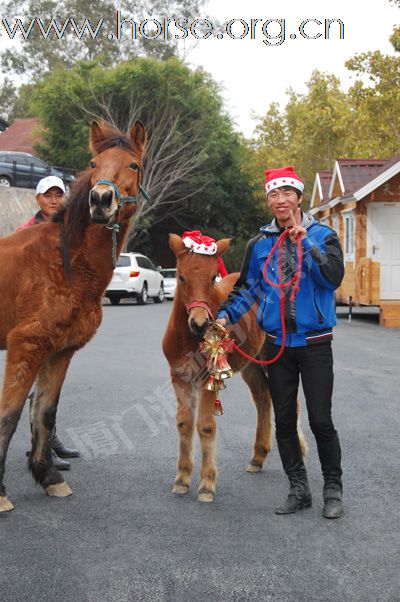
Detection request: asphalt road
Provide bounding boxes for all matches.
[0,301,399,602]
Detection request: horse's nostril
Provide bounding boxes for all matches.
[101,190,113,208]
[89,189,100,206]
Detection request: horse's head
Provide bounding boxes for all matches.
[169,233,231,337]
[88,120,147,225]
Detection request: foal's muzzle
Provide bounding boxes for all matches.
[186,301,214,338]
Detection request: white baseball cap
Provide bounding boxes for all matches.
[36,176,66,195]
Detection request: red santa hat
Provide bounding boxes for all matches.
[182,230,217,255]
[265,166,304,195]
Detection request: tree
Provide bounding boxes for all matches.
[24,57,261,264]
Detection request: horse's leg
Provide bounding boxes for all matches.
[0,337,46,512]
[241,362,273,473]
[197,389,217,502]
[28,349,75,498]
[171,375,197,495]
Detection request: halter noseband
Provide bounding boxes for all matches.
[93,179,150,269]
[95,178,150,207]
[185,301,214,321]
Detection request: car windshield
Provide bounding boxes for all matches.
[116,256,131,267]
[161,270,176,278]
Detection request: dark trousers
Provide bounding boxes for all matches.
[265,341,337,444]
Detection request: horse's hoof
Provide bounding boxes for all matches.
[198,492,214,503]
[172,484,189,495]
[45,482,73,498]
[0,496,15,512]
[247,463,262,473]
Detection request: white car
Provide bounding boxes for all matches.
[105,253,164,305]
[159,268,177,299]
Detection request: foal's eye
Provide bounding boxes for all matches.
[129,163,139,171]
[90,161,96,169]
[179,274,186,283]
[212,275,217,282]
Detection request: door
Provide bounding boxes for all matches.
[367,203,400,300]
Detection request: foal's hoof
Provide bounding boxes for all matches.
[0,496,15,512]
[198,491,214,503]
[45,482,73,498]
[172,484,189,495]
[246,462,262,473]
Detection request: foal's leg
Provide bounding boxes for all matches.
[241,362,273,473]
[197,389,217,502]
[28,349,75,498]
[171,374,197,495]
[0,337,46,512]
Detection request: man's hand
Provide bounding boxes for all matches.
[215,318,227,328]
[288,208,307,244]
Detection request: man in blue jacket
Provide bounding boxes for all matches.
[216,166,344,519]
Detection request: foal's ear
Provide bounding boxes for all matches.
[169,233,186,256]
[130,121,147,155]
[216,238,231,257]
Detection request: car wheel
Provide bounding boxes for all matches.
[137,283,148,305]
[109,296,121,305]
[154,284,165,303]
[0,176,11,187]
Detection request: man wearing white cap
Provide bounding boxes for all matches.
[16,176,80,469]
[216,166,345,519]
[16,176,66,231]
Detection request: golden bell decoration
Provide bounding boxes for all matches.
[199,322,234,416]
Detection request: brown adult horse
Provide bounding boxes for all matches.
[162,234,307,502]
[0,120,146,512]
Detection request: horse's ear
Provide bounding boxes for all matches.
[130,121,147,155]
[90,121,107,154]
[169,233,186,257]
[215,272,239,300]
[216,238,231,257]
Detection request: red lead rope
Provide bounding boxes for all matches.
[230,229,303,365]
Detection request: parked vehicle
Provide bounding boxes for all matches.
[0,151,75,189]
[105,253,165,305]
[159,268,177,299]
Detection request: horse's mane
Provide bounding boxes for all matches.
[53,129,137,249]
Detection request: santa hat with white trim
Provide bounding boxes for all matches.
[265,166,304,195]
[182,230,217,255]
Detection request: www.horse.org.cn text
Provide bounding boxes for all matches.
[1,15,345,46]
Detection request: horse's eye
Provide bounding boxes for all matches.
[179,274,185,283]
[129,163,139,171]
[90,161,96,169]
[212,275,217,282]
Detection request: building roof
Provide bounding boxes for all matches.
[310,170,333,209]
[329,157,400,198]
[0,118,42,154]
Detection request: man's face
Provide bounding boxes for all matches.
[267,186,302,226]
[36,186,65,219]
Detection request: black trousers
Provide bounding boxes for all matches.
[264,341,338,443]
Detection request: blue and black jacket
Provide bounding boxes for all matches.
[216,213,345,347]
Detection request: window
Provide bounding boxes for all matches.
[116,255,131,267]
[136,256,155,270]
[343,211,355,261]
[331,214,339,235]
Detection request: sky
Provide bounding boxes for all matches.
[186,0,399,136]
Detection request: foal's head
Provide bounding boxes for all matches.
[169,233,231,337]
[87,120,147,225]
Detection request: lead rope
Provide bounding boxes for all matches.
[222,229,303,365]
[107,223,121,269]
